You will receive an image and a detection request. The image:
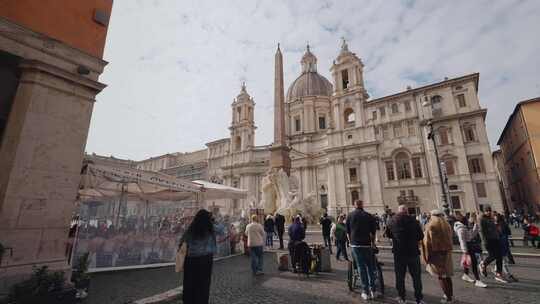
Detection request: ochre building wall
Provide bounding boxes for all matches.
[0,0,112,58]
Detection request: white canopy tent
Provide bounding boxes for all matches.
[79,163,247,202]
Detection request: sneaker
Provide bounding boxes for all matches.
[417,300,427,304]
[462,273,475,283]
[370,290,380,299]
[395,297,406,304]
[508,275,519,282]
[475,280,487,288]
[361,292,369,300]
[479,262,487,277]
[495,274,508,283]
[440,295,453,304]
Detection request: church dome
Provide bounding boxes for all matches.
[286,72,333,101]
[286,44,333,101]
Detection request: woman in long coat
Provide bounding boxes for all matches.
[422,209,454,303]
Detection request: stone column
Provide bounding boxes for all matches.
[0,60,105,290]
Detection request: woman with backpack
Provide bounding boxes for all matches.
[453,213,487,288]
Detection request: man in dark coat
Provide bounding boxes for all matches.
[386,205,424,304]
[274,213,286,249]
[319,213,333,253]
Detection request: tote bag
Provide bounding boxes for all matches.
[175,242,187,273]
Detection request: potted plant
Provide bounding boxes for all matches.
[71,252,91,298]
[8,266,76,304]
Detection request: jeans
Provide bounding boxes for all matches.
[464,250,480,280]
[351,247,376,293]
[249,246,263,274]
[394,255,423,301]
[484,239,503,274]
[266,233,274,247]
[323,234,332,253]
[336,239,348,260]
[277,229,284,249]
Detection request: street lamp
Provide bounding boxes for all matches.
[423,98,452,216]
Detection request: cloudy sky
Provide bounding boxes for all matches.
[86,0,540,160]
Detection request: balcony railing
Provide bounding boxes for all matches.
[397,195,419,204]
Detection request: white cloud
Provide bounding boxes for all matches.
[87,0,540,160]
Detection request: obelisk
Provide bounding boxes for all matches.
[270,43,291,175]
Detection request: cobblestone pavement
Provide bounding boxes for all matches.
[87,250,540,304]
[168,250,539,304]
[86,266,181,304]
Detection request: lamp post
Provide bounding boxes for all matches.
[426,120,451,215]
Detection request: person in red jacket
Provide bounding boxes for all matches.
[522,217,540,248]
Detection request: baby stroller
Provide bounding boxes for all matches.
[292,241,313,276]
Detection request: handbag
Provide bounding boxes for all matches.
[461,253,472,268]
[175,242,187,273]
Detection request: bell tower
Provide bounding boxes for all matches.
[230,82,256,152]
[330,38,369,129]
[330,38,367,94]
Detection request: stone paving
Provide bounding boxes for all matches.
[87,250,540,304]
[85,226,540,304]
[174,251,540,304]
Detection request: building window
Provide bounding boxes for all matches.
[372,111,377,120]
[382,125,389,139]
[349,167,358,183]
[294,116,301,132]
[379,106,386,117]
[451,196,462,209]
[468,157,484,174]
[407,120,416,136]
[385,161,395,181]
[457,94,466,107]
[443,159,456,176]
[393,123,402,138]
[412,157,423,178]
[341,69,349,89]
[476,182,487,197]
[318,116,326,129]
[351,190,359,203]
[404,100,412,112]
[374,126,379,136]
[234,136,242,151]
[396,152,412,179]
[391,103,399,114]
[463,125,477,142]
[344,108,355,126]
[438,128,450,145]
[449,184,459,191]
[431,95,442,117]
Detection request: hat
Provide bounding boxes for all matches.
[431,209,444,216]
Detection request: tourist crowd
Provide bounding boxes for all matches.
[175,202,538,304]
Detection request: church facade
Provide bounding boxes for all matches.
[202,40,503,217]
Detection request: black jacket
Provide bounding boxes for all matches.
[264,218,275,233]
[386,213,423,256]
[274,214,285,233]
[346,208,376,246]
[319,216,332,236]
